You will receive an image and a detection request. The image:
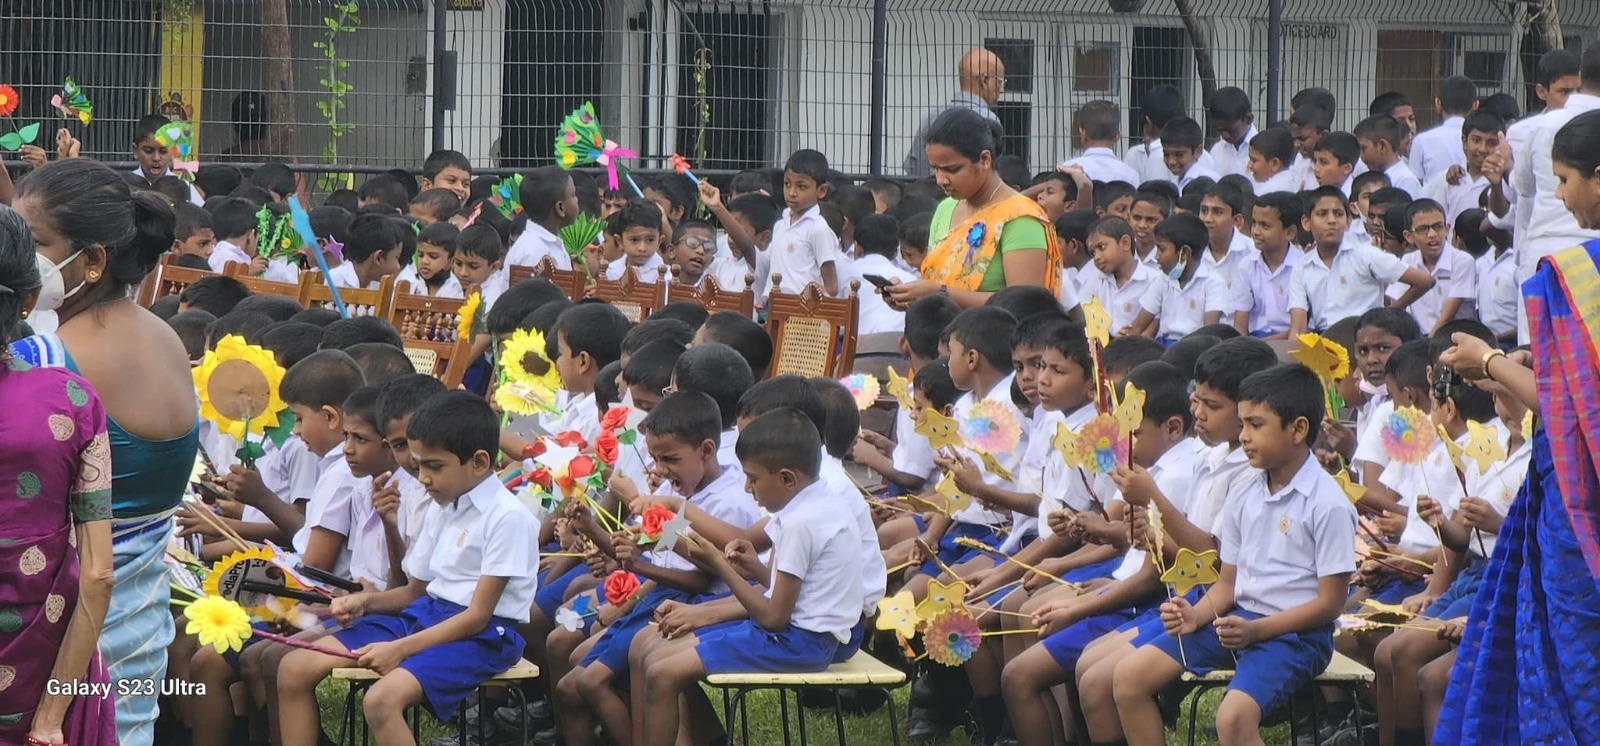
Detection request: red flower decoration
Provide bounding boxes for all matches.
[603,570,641,606]
[528,467,553,491]
[555,431,589,450]
[601,406,631,432]
[640,505,675,539]
[595,429,620,466]
[0,85,17,117]
[520,440,547,460]
[568,455,597,480]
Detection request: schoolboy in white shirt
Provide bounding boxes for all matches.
[1061,100,1142,186]
[1125,213,1229,343]
[328,214,404,291]
[1077,217,1164,333]
[1442,112,1505,225]
[503,165,580,274]
[1392,199,1478,335]
[1206,87,1257,178]
[604,201,668,283]
[1246,126,1303,196]
[1197,185,1260,297]
[1161,117,1221,190]
[1288,187,1435,335]
[1355,114,1424,196]
[1233,193,1305,339]
[766,150,841,297]
[375,374,450,550]
[1409,76,1476,183]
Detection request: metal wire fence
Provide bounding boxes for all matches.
[0,0,1593,179]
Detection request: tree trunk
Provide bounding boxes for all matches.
[1532,0,1565,52]
[1174,0,1217,106]
[261,0,295,158]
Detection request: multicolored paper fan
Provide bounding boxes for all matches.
[490,174,523,220]
[1079,413,1127,474]
[924,609,981,667]
[841,373,881,410]
[154,121,197,180]
[1380,406,1437,465]
[961,399,1022,454]
[51,77,92,125]
[554,101,638,191]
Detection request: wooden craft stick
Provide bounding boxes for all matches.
[184,498,249,552]
[953,537,1081,590]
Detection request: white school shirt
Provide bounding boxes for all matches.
[292,452,361,579]
[1515,94,1600,288]
[649,467,761,593]
[552,391,602,444]
[765,479,865,642]
[1078,262,1165,332]
[328,261,379,290]
[709,232,759,293]
[847,254,916,336]
[1409,117,1468,184]
[767,204,841,296]
[1218,456,1358,616]
[402,473,541,621]
[1232,247,1305,336]
[717,427,741,477]
[1135,244,1162,272]
[1498,112,1542,238]
[1039,402,1106,516]
[1442,174,1490,227]
[398,264,465,298]
[1173,160,1222,191]
[1126,139,1218,184]
[1140,264,1230,341]
[1061,146,1141,186]
[1352,399,1395,473]
[503,221,571,276]
[1250,169,1302,196]
[1381,160,1423,198]
[1459,434,1530,558]
[245,434,320,525]
[1476,248,1519,339]
[1293,153,1319,192]
[1203,229,1260,297]
[1378,435,1467,554]
[996,406,1057,555]
[1110,437,1207,581]
[948,374,1027,528]
[343,472,400,589]
[1208,127,1258,178]
[892,405,939,487]
[1184,443,1256,539]
[208,240,252,274]
[1288,236,1409,332]
[814,452,887,615]
[604,253,665,283]
[477,271,510,314]
[394,468,434,549]
[1389,246,1477,332]
[1059,265,1084,309]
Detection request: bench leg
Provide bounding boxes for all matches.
[884,687,903,746]
[831,688,848,746]
[794,688,809,745]
[335,683,359,746]
[1186,686,1205,746]
[778,687,793,746]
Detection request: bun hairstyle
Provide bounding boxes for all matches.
[924,107,1006,163]
[17,158,176,292]
[0,204,39,329]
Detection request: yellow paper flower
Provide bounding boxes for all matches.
[457,292,482,341]
[495,380,561,417]
[204,546,298,620]
[916,578,971,622]
[875,590,921,638]
[499,327,563,392]
[1290,333,1350,384]
[184,595,255,654]
[193,334,287,440]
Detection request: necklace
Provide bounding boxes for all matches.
[969,179,1002,209]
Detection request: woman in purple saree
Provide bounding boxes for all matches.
[0,203,116,745]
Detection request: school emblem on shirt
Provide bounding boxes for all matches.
[1187,299,1197,311]
[456,530,466,548]
[1278,516,1290,534]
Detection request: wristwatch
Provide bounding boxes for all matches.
[1480,348,1506,379]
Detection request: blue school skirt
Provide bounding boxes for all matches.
[694,619,840,675]
[334,596,524,720]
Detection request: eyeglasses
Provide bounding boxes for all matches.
[679,237,710,250]
[1409,223,1447,236]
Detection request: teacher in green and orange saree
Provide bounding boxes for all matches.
[883,108,1063,310]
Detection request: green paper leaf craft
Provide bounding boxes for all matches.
[263,416,295,450]
[617,429,637,446]
[0,122,41,151]
[235,440,267,468]
[490,174,523,221]
[559,214,607,264]
[154,121,196,180]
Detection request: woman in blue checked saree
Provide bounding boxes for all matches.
[1434,110,1600,744]
[8,159,199,744]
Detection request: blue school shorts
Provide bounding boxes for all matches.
[1367,574,1428,605]
[333,595,524,720]
[694,619,840,675]
[221,620,280,673]
[1423,556,1485,620]
[1146,609,1334,716]
[535,564,589,621]
[579,585,700,675]
[1122,586,1205,646]
[915,522,1002,578]
[1043,606,1144,673]
[832,615,867,663]
[1062,556,1124,584]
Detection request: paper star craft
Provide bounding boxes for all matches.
[1335,470,1367,505]
[1463,420,1507,475]
[916,408,963,452]
[1159,548,1220,596]
[655,512,693,554]
[1113,384,1145,435]
[1081,297,1111,346]
[979,451,1013,483]
[875,590,920,639]
[886,366,913,408]
[935,473,971,515]
[915,578,970,622]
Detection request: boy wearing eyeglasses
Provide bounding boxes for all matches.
[1390,198,1478,336]
[667,220,717,286]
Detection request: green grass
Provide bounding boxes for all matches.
[315,679,1296,745]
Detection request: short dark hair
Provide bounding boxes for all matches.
[735,408,822,478]
[783,149,831,185]
[357,175,409,211]
[344,213,405,265]
[1161,334,1221,379]
[1478,94,1519,124]
[1384,337,1433,394]
[1253,191,1302,230]
[407,391,498,465]
[855,213,900,259]
[1206,183,1248,217]
[1193,336,1279,401]
[1208,87,1252,122]
[652,302,710,331]
[640,391,724,452]
[1404,198,1446,231]
[319,316,405,351]
[728,170,772,197]
[809,377,861,459]
[256,321,323,369]
[1053,209,1100,247]
[1160,117,1204,151]
[1314,131,1359,166]
[594,360,622,412]
[233,294,302,323]
[726,194,781,234]
[1354,114,1403,150]
[946,306,1017,372]
[1088,215,1134,244]
[670,219,715,246]
[1293,87,1337,115]
[1306,185,1351,215]
[194,164,243,201]
[1132,189,1175,217]
[1356,306,1422,345]
[376,373,448,431]
[418,221,459,252]
[485,278,566,336]
[1126,361,1193,432]
[290,307,342,327]
[1352,170,1392,196]
[900,210,933,251]
[209,196,259,241]
[250,163,295,200]
[1094,181,1137,214]
[308,205,354,245]
[622,318,695,359]
[613,200,664,236]
[281,349,365,410]
[1238,363,1326,435]
[1101,334,1163,376]
[519,166,572,222]
[346,341,415,387]
[673,343,754,430]
[1368,91,1411,118]
[174,202,213,240]
[1430,318,1497,362]
[411,188,461,220]
[738,375,827,438]
[228,185,273,208]
[830,185,878,228]
[133,113,168,144]
[700,310,774,379]
[181,276,251,317]
[553,302,631,369]
[1012,311,1073,352]
[1250,127,1295,168]
[1154,213,1208,257]
[456,223,503,264]
[520,298,572,337]
[863,177,903,210]
[423,149,472,181]
[1462,111,1506,139]
[1537,49,1582,88]
[1078,100,1122,140]
[1439,75,1477,115]
[621,339,686,393]
[1289,104,1333,132]
[1452,208,1491,257]
[911,358,959,410]
[340,386,384,428]
[986,285,1061,323]
[1141,84,1187,129]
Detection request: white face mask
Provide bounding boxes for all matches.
[1167,260,1188,281]
[1359,377,1387,400]
[31,250,85,332]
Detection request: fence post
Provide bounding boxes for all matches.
[1265,0,1283,122]
[868,0,888,176]
[431,0,452,154]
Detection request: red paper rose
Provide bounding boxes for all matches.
[640,504,676,539]
[604,570,641,606]
[595,429,620,466]
[568,455,597,480]
[520,440,546,459]
[555,431,589,450]
[601,406,631,432]
[528,467,553,491]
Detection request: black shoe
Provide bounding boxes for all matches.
[909,671,939,708]
[1328,722,1379,746]
[799,688,835,709]
[839,687,890,717]
[532,727,558,746]
[494,699,555,732]
[904,711,950,742]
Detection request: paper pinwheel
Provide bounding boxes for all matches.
[554,101,639,194]
[51,77,92,125]
[1114,384,1146,435]
[961,399,1022,454]
[154,121,197,180]
[916,578,970,622]
[1381,406,1437,465]
[1081,296,1111,346]
[886,366,913,409]
[840,373,882,410]
[490,174,523,220]
[1159,548,1220,596]
[667,153,701,185]
[924,609,982,666]
[1079,414,1127,474]
[875,590,920,639]
[916,408,964,452]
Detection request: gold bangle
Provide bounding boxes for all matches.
[1480,348,1506,379]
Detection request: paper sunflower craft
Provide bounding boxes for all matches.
[924,609,982,666]
[457,292,482,342]
[204,546,302,621]
[961,399,1022,454]
[495,328,563,416]
[194,334,288,443]
[840,373,882,410]
[1381,406,1437,465]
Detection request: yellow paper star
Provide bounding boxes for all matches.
[874,590,921,638]
[1335,470,1367,505]
[1522,410,1535,437]
[1053,422,1088,469]
[916,578,971,621]
[1114,384,1146,436]
[936,473,972,515]
[1159,548,1220,596]
[916,408,964,452]
[1463,420,1507,474]
[1082,296,1111,346]
[979,451,1014,482]
[1289,333,1350,385]
[1439,425,1467,469]
[886,366,913,409]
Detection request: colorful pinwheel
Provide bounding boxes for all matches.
[1079,414,1127,474]
[51,77,92,125]
[554,102,640,195]
[924,609,982,666]
[1380,406,1437,465]
[840,373,881,410]
[667,153,701,185]
[961,399,1022,454]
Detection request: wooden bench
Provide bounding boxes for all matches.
[1176,652,1373,746]
[330,658,540,745]
[703,650,907,746]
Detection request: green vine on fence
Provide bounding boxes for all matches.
[691,46,711,219]
[313,2,360,192]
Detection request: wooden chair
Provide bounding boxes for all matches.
[764,276,860,379]
[142,254,217,306]
[386,292,473,388]
[508,256,587,300]
[665,267,755,317]
[590,266,665,323]
[301,273,395,319]
[222,262,308,300]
